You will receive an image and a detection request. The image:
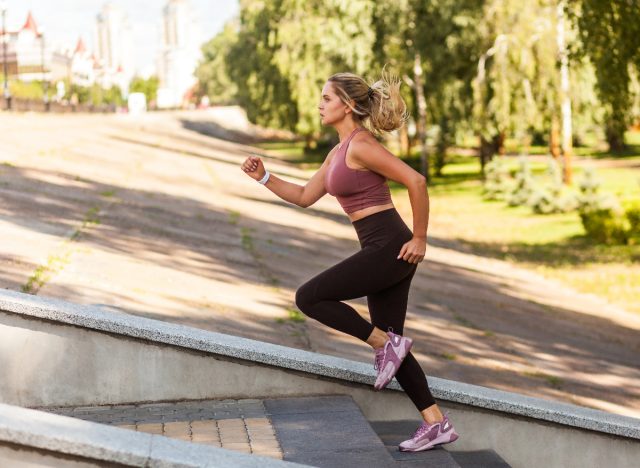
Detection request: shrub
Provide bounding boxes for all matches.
[482,157,511,201]
[579,208,629,244]
[529,159,577,214]
[507,157,535,206]
[576,168,639,244]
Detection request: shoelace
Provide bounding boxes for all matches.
[374,349,385,371]
[414,416,447,438]
[413,422,431,438]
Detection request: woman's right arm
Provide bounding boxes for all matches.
[241,155,330,208]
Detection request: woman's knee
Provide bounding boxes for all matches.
[295,282,316,314]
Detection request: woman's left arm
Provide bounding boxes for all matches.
[350,137,429,264]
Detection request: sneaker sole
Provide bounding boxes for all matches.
[374,337,413,390]
[398,430,459,452]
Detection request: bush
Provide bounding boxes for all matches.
[624,202,640,243]
[529,159,577,214]
[482,157,511,201]
[507,157,535,206]
[579,208,629,244]
[577,169,640,244]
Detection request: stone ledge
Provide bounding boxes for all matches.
[1,289,639,441]
[0,402,301,467]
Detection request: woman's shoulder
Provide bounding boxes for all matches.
[349,130,383,154]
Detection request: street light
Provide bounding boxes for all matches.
[0,0,11,110]
[40,25,49,111]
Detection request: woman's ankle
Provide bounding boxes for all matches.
[366,327,389,349]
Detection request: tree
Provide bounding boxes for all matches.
[472,0,561,173]
[195,21,239,104]
[569,1,640,152]
[225,0,376,145]
[129,76,159,107]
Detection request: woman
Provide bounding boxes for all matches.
[240,70,459,452]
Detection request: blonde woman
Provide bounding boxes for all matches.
[241,70,459,451]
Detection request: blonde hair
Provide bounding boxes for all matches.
[327,65,408,135]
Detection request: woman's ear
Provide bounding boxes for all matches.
[345,99,355,114]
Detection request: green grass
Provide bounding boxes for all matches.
[392,155,640,314]
[276,307,307,323]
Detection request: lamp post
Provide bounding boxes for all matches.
[1,0,11,110]
[40,26,49,111]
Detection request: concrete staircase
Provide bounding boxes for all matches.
[2,290,639,467]
[43,394,512,467]
[265,395,465,468]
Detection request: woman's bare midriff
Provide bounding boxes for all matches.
[347,202,396,222]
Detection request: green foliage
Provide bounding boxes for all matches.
[576,168,640,244]
[579,209,629,245]
[195,21,239,104]
[569,1,640,151]
[222,0,375,139]
[472,0,559,144]
[507,157,535,206]
[529,159,578,214]
[129,76,159,105]
[482,157,511,200]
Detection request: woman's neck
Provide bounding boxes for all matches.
[336,123,363,145]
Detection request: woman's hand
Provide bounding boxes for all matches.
[397,236,427,264]
[241,155,266,181]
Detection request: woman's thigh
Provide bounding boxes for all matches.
[299,235,416,302]
[367,264,417,335]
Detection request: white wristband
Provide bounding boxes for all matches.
[258,170,271,185]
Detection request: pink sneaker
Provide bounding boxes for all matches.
[373,329,413,390]
[399,413,459,452]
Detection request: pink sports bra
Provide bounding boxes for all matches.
[324,127,392,214]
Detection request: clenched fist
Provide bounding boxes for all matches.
[241,155,266,181]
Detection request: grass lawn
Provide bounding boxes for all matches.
[261,131,640,315]
[392,155,640,315]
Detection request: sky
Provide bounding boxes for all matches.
[3,0,240,77]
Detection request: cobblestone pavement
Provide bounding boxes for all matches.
[41,399,283,459]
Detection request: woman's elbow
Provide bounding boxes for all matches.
[412,174,427,187]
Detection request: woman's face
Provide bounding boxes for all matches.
[318,82,348,126]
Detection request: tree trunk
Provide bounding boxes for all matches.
[413,52,429,182]
[606,122,626,153]
[557,1,573,185]
[550,115,561,160]
[497,131,506,156]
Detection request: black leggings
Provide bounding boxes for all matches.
[295,208,436,411]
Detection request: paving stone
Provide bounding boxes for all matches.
[251,440,281,452]
[137,423,163,435]
[163,421,190,437]
[116,424,137,431]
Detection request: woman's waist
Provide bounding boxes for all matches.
[352,207,412,246]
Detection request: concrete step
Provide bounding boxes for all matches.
[371,421,511,468]
[264,395,462,468]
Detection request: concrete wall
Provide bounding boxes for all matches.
[1,308,638,468]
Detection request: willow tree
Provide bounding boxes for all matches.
[569,0,640,152]
[472,0,561,173]
[272,0,375,145]
[371,0,482,179]
[223,0,375,146]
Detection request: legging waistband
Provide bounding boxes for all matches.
[351,208,411,248]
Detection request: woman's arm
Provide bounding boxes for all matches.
[350,135,429,264]
[241,155,330,208]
